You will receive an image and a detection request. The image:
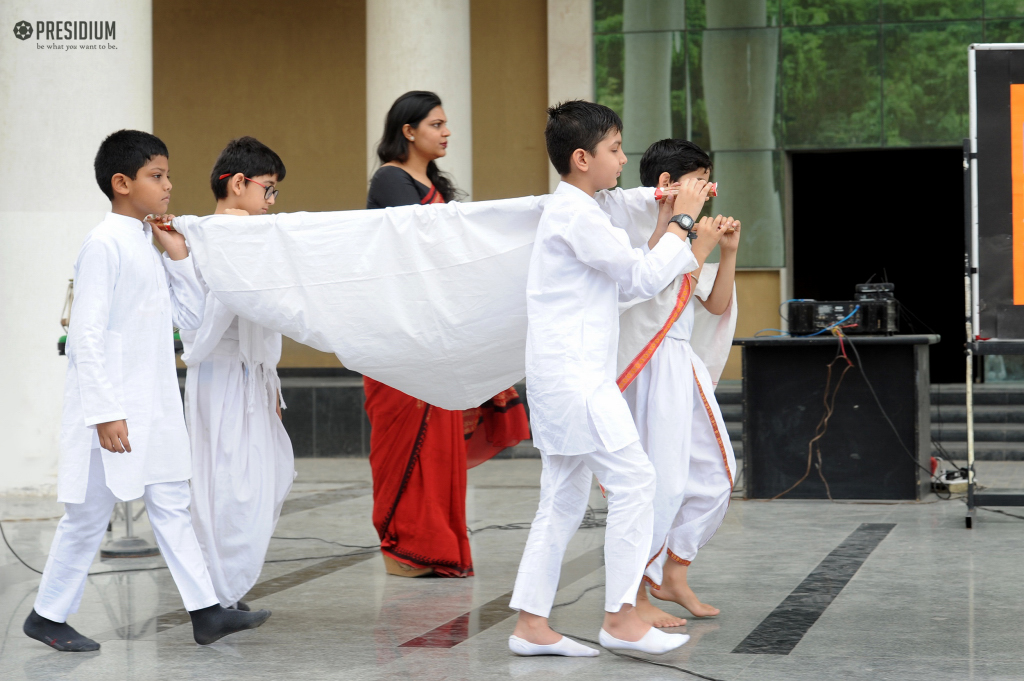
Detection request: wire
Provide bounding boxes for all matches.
[778,298,810,323]
[767,347,852,501]
[469,505,607,535]
[974,504,1024,521]
[271,535,379,550]
[0,517,380,576]
[802,306,860,337]
[551,582,605,609]
[754,328,790,337]
[845,336,941,483]
[565,633,726,681]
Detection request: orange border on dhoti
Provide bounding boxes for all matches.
[616,274,696,392]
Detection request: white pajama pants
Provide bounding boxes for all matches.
[623,336,735,589]
[509,439,656,618]
[34,449,219,622]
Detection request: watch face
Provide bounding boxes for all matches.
[673,214,694,230]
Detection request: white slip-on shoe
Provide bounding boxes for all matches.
[508,634,600,657]
[598,627,689,655]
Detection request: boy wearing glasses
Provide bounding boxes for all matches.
[24,130,271,652]
[179,136,295,612]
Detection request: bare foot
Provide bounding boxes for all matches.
[602,604,652,642]
[650,569,720,618]
[512,611,562,645]
[636,585,687,628]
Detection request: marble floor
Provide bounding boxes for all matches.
[2,459,1024,680]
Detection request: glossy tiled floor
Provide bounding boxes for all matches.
[2,459,1024,680]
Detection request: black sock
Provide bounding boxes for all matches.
[188,604,271,645]
[23,610,100,652]
[228,601,251,611]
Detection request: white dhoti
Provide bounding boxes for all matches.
[616,254,738,591]
[623,330,735,589]
[509,440,656,618]
[34,450,219,622]
[182,299,295,607]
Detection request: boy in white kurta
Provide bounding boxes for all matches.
[621,140,741,627]
[24,130,272,653]
[180,137,295,610]
[508,101,726,658]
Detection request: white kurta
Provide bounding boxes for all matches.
[60,212,205,503]
[525,182,697,456]
[180,282,295,607]
[511,181,695,617]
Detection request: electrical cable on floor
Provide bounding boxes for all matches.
[551,582,605,609]
[270,535,380,550]
[469,505,607,535]
[0,517,379,576]
[565,633,726,681]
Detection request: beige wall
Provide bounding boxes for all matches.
[154,0,365,368]
[721,270,781,381]
[470,0,549,200]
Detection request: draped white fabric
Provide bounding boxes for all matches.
[176,198,542,410]
[174,188,733,410]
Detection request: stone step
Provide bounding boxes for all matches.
[720,403,742,420]
[933,423,1024,442]
[931,441,1024,461]
[930,384,1024,405]
[932,404,1024,424]
[714,381,742,405]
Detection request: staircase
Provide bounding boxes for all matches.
[931,384,1024,461]
[715,382,1024,463]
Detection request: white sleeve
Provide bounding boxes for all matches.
[566,208,697,301]
[593,187,659,248]
[162,253,206,330]
[67,239,126,427]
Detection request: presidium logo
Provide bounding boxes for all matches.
[12,19,116,42]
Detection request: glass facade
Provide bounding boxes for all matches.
[595,0,1024,267]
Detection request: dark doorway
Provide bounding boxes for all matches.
[792,148,964,384]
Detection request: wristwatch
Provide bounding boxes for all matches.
[669,213,697,241]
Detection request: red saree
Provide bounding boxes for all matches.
[364,181,530,577]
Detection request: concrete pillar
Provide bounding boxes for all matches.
[366,0,473,199]
[702,0,785,267]
[0,1,153,493]
[620,0,686,188]
[546,0,593,191]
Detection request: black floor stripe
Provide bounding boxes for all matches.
[399,546,605,648]
[91,552,378,641]
[733,522,895,655]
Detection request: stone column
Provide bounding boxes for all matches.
[702,0,785,267]
[620,0,686,188]
[0,1,153,492]
[546,0,593,191]
[366,0,473,199]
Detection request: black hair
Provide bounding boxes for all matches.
[210,136,287,199]
[375,90,460,202]
[544,100,623,177]
[94,129,169,201]
[639,139,712,187]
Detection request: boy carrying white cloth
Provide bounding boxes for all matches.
[507,101,726,657]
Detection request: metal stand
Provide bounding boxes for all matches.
[963,138,1024,526]
[100,500,160,559]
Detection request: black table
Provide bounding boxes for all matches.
[734,334,938,500]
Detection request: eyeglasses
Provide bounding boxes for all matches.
[218,173,279,201]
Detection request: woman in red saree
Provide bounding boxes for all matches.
[365,91,530,578]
